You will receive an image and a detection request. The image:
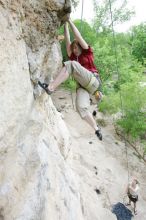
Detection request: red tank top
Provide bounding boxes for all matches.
[69,46,98,74]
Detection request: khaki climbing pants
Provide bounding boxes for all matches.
[64,60,100,118]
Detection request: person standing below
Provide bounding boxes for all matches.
[126,178,139,215]
[38,18,102,140]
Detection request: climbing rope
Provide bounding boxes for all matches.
[80,0,84,34]
[70,78,75,110]
[108,0,130,182]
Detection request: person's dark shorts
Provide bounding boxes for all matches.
[128,193,138,203]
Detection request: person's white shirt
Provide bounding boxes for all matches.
[128,181,139,196]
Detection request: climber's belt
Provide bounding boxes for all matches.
[85,75,99,94]
[85,76,95,92]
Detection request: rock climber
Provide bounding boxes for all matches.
[38,18,102,141]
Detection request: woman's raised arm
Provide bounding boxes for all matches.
[64,22,72,57]
[68,19,88,49]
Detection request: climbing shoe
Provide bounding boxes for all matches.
[38,81,52,95]
[95,129,102,141]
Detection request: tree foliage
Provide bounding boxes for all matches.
[130,22,146,65]
[93,0,135,32]
[117,82,146,139]
[71,0,79,8]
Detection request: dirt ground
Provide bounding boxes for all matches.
[52,88,146,220]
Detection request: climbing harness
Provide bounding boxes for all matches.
[85,75,97,93]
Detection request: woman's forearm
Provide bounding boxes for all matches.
[64,22,71,56]
[64,22,71,44]
[68,19,88,49]
[68,19,81,39]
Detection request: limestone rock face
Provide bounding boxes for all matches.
[0,1,84,220]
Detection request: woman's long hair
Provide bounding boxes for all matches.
[70,39,82,51]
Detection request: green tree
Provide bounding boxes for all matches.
[93,31,141,84]
[93,0,135,32]
[117,82,146,139]
[71,0,79,8]
[130,23,146,65]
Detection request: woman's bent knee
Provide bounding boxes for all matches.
[76,106,89,119]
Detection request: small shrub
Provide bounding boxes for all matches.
[98,92,120,114]
[117,82,146,139]
[62,78,77,91]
